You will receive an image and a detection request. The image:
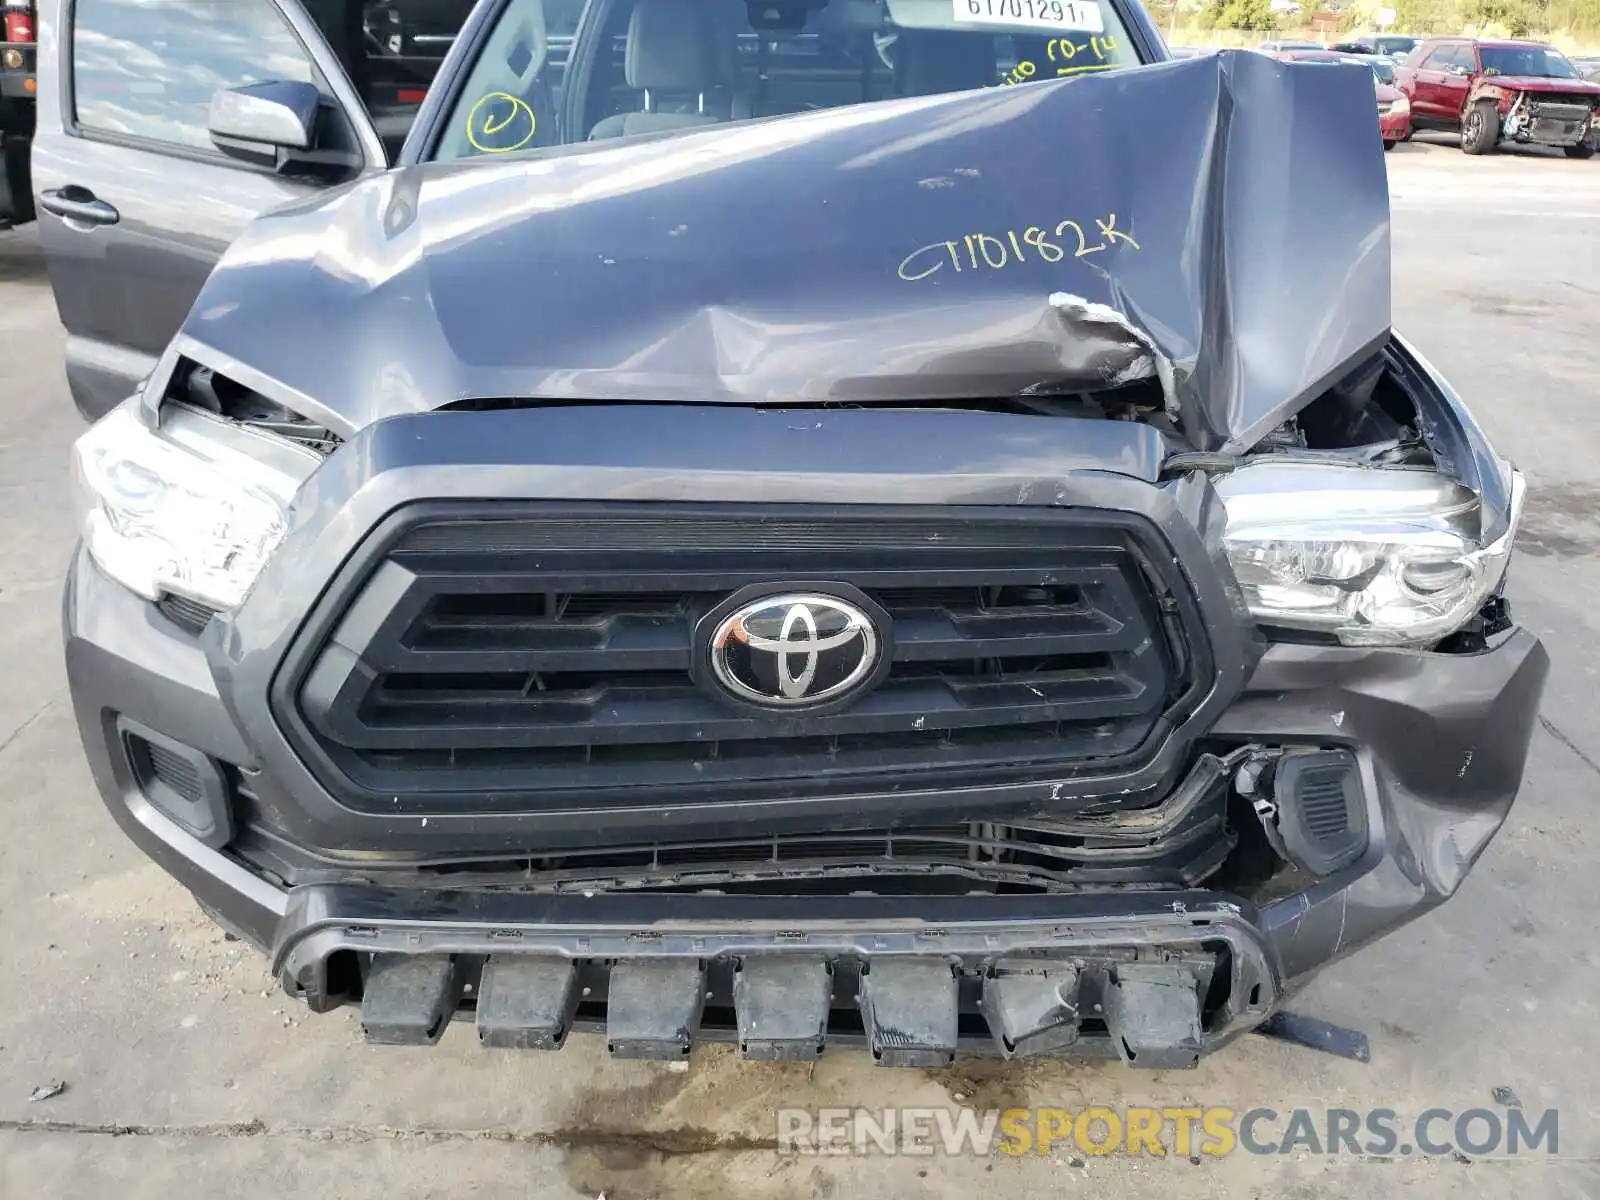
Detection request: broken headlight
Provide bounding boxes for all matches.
[72,401,312,610]
[1216,461,1523,647]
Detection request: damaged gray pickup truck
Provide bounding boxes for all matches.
[49,0,1546,1067]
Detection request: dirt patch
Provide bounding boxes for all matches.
[562,1147,838,1200]
[1515,482,1600,558]
[930,1058,1044,1114]
[557,1050,815,1198]
[1377,1020,1423,1046]
[56,861,266,1001]
[1467,294,1552,319]
[559,1063,705,1196]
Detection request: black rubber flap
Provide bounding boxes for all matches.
[861,958,958,1068]
[1104,962,1204,1069]
[361,954,461,1045]
[981,960,1082,1059]
[476,955,581,1050]
[734,956,832,1061]
[606,960,706,1059]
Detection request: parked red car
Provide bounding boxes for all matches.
[1395,38,1600,157]
[0,0,33,223]
[1276,50,1412,150]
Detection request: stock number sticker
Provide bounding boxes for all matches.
[953,0,1105,33]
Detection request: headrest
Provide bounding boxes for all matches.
[626,0,715,93]
[895,27,995,95]
[814,0,885,33]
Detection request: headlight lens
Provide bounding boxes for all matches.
[1216,461,1522,647]
[72,402,305,610]
[1389,95,1410,116]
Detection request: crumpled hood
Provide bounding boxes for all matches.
[180,50,1389,453]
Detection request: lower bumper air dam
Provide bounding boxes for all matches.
[275,888,1279,1068]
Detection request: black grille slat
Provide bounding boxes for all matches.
[332,668,1153,751]
[891,608,1127,660]
[344,720,1148,795]
[400,614,692,673]
[287,505,1198,811]
[391,593,1129,674]
[388,564,1126,595]
[393,516,1127,555]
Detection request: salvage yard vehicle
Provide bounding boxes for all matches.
[43,0,1546,1066]
[0,0,35,223]
[1256,38,1323,52]
[1395,36,1600,157]
[1330,34,1418,63]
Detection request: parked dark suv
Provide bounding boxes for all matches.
[46,0,1545,1066]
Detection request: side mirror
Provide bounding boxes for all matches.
[209,80,321,168]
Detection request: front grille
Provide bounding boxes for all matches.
[1530,101,1592,124]
[282,505,1205,813]
[1530,95,1597,115]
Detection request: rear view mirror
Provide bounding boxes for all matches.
[209,80,321,167]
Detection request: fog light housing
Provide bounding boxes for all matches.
[1272,750,1368,875]
[118,718,234,848]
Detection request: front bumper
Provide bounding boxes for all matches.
[1379,110,1411,141]
[65,534,1548,1062]
[1502,102,1596,147]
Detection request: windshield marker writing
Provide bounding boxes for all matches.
[1001,35,1120,85]
[466,92,537,155]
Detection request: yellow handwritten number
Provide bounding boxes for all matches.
[466,91,537,154]
[896,212,1138,282]
[1096,213,1139,248]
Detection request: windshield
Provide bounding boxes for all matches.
[1478,45,1579,78]
[1366,57,1395,82]
[435,0,1143,158]
[1374,36,1414,55]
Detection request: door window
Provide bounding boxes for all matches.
[304,0,478,157]
[72,0,317,152]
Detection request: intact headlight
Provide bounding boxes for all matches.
[71,401,312,611]
[1216,460,1522,647]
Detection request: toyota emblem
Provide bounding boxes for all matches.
[709,593,881,707]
